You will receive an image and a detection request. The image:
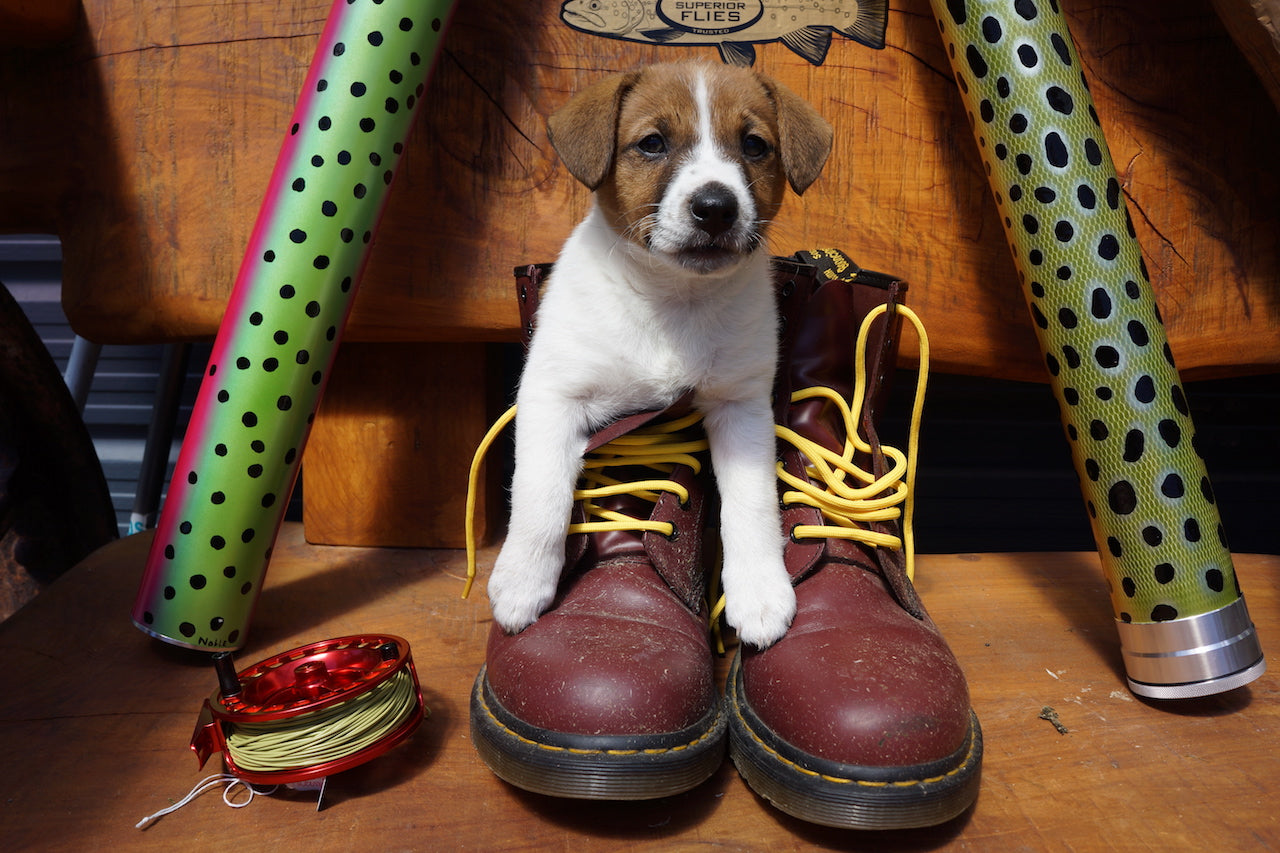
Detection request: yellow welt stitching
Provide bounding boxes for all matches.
[731,689,975,789]
[479,682,716,758]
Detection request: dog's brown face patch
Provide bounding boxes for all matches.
[597,64,789,256]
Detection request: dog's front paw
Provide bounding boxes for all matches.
[725,570,797,649]
[486,547,561,634]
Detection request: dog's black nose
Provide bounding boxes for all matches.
[690,184,739,239]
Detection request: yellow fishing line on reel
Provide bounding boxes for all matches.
[190,633,428,785]
[224,667,419,772]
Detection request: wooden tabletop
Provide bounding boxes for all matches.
[2,525,1276,851]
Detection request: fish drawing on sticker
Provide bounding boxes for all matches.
[559,0,888,66]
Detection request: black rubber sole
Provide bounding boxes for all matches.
[470,666,727,800]
[726,653,983,830]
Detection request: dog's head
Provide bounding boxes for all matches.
[548,62,833,276]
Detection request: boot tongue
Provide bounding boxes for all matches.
[781,251,906,454]
[783,284,853,453]
[569,400,688,562]
[575,469,656,561]
[775,267,874,581]
[777,253,925,618]
[565,392,709,611]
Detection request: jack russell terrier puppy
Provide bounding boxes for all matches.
[488,62,832,648]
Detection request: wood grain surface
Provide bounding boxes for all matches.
[301,341,503,548]
[1,526,1276,850]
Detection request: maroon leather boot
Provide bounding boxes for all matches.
[726,253,983,829]
[469,265,729,799]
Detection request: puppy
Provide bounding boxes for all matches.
[488,62,832,648]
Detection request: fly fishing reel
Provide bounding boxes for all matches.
[190,633,426,786]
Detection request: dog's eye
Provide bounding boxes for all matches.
[742,134,771,159]
[636,134,667,156]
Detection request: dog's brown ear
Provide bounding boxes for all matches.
[547,72,638,191]
[762,78,833,196]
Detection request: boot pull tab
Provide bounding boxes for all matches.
[513,263,552,350]
[857,272,907,426]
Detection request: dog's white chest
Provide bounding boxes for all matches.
[527,210,775,416]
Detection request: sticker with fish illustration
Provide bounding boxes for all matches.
[559,0,888,66]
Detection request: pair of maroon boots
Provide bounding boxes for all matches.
[470,254,982,830]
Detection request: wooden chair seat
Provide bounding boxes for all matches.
[4,0,1277,378]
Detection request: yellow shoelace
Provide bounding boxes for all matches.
[463,302,930,621]
[463,408,709,598]
[780,303,929,575]
[708,302,930,627]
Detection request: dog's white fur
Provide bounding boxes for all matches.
[487,62,832,648]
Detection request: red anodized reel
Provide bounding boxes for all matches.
[190,633,425,785]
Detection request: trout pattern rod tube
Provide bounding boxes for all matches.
[928,0,1263,697]
[132,0,457,650]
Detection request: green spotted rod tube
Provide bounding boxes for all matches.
[929,0,1263,697]
[131,0,456,651]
